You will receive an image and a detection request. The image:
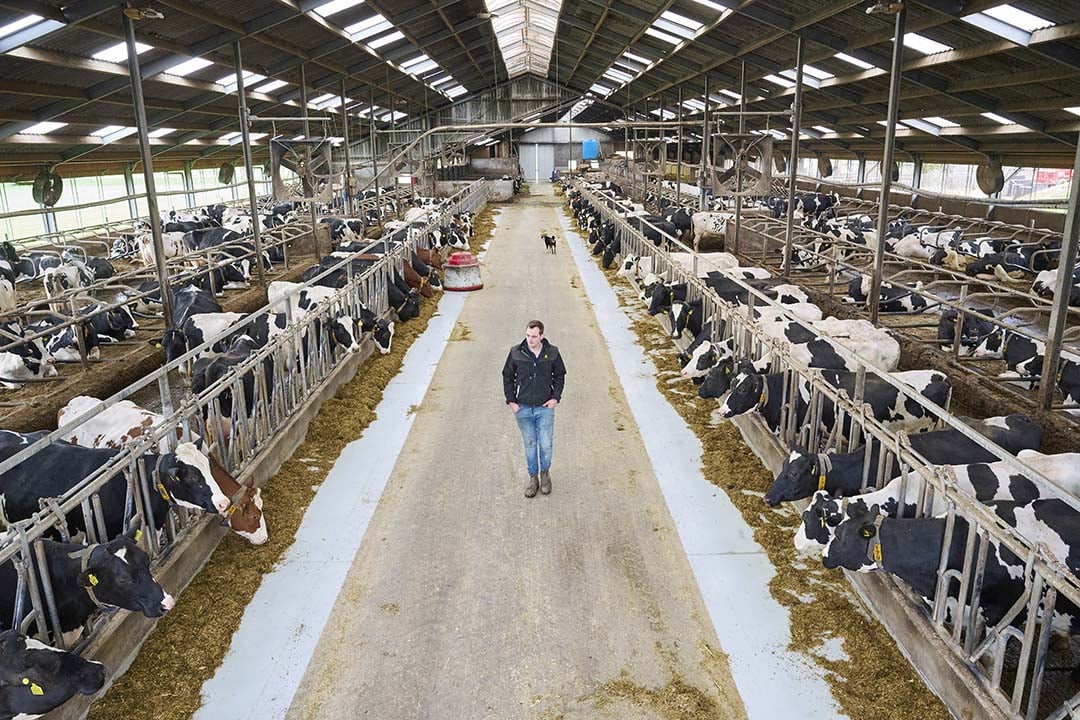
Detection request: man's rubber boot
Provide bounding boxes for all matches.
[539,470,551,495]
[525,474,539,498]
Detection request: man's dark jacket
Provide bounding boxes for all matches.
[502,338,566,406]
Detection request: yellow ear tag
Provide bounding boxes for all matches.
[87,574,99,587]
[30,682,43,695]
[759,393,766,405]
[135,529,143,542]
[872,544,883,563]
[818,475,827,491]
[154,343,163,349]
[156,482,170,501]
[227,505,237,516]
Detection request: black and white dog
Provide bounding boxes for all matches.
[541,232,557,254]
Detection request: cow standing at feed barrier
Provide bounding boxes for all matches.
[57,395,268,545]
[0,629,107,718]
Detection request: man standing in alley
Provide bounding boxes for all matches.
[502,320,566,498]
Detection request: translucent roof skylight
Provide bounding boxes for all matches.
[148,128,175,138]
[800,64,834,80]
[833,52,873,70]
[689,0,727,12]
[311,0,364,18]
[217,70,265,93]
[1065,107,1080,118]
[644,27,682,45]
[922,116,959,127]
[903,33,952,55]
[0,14,43,40]
[719,89,741,100]
[445,85,468,99]
[813,125,834,133]
[655,11,701,39]
[91,125,138,143]
[92,41,152,63]
[485,0,564,77]
[347,14,392,40]
[368,31,404,49]
[982,112,1011,124]
[560,98,593,122]
[23,121,66,134]
[165,57,213,77]
[589,83,613,96]
[253,79,288,94]
[983,4,1053,32]
[763,73,795,88]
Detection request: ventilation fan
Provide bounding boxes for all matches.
[976,158,1004,195]
[32,168,64,207]
[817,155,833,178]
[218,162,235,185]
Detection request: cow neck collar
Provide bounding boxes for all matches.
[756,375,768,408]
[864,513,886,568]
[153,454,172,503]
[224,483,249,520]
[815,453,833,491]
[67,546,107,610]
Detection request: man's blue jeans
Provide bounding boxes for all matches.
[514,405,554,476]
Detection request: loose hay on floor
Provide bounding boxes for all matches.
[565,213,950,720]
[86,207,499,720]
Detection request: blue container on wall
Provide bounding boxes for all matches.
[582,139,599,160]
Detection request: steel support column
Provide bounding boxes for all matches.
[123,162,138,218]
[341,77,352,216]
[123,12,173,328]
[700,76,709,212]
[1036,138,1080,410]
[369,88,379,206]
[233,40,266,287]
[676,86,683,200]
[299,63,318,253]
[734,60,747,253]
[182,161,196,208]
[782,38,805,279]
[869,7,907,324]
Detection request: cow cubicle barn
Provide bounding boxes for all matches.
[0,0,1079,719]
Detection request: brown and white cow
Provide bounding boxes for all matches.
[57,395,268,545]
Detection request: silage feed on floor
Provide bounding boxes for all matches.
[564,211,949,720]
[86,207,499,720]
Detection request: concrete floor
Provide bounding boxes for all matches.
[283,185,748,720]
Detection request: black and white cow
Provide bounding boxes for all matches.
[137,231,186,266]
[668,299,703,340]
[794,450,1077,555]
[79,302,139,343]
[937,308,996,356]
[154,311,244,364]
[847,275,928,313]
[691,212,734,249]
[821,498,1080,636]
[267,280,392,354]
[647,282,688,316]
[0,533,173,637]
[0,319,58,388]
[27,315,100,363]
[387,280,420,322]
[192,335,272,419]
[771,413,1043,508]
[719,367,950,436]
[0,629,106,718]
[0,435,229,537]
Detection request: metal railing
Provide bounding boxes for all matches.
[572,180,1080,720]
[0,180,490,656]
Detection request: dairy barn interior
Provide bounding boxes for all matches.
[1,0,1080,718]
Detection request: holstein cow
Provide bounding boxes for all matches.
[0,533,173,638]
[0,434,229,538]
[0,629,106,718]
[57,396,268,545]
[267,280,392,354]
[937,307,996,356]
[154,311,245,365]
[847,275,929,313]
[0,319,58,388]
[137,231,186,266]
[79,302,139,343]
[27,315,100,363]
[691,212,734,250]
[774,412,1042,508]
[718,367,951,436]
[821,498,1080,636]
